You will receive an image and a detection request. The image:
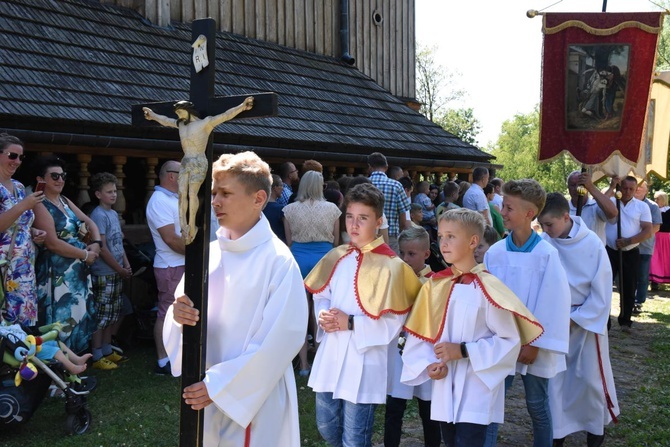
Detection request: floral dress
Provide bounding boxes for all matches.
[36,198,96,353]
[0,180,38,325]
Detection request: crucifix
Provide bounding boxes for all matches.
[131,18,277,446]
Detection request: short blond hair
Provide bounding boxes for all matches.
[439,208,486,239]
[502,179,546,217]
[398,226,430,250]
[212,152,271,197]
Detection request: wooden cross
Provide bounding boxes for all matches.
[131,18,277,447]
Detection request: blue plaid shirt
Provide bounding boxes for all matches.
[277,184,293,207]
[369,171,411,237]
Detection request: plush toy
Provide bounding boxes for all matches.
[15,361,38,386]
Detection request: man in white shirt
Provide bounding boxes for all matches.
[605,176,652,332]
[146,160,185,374]
[463,167,491,225]
[633,181,662,313]
[567,171,618,244]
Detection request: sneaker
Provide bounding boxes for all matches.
[621,325,632,334]
[92,357,118,370]
[632,304,642,315]
[105,352,129,364]
[154,361,172,376]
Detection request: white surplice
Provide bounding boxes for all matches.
[308,251,406,404]
[484,238,570,378]
[163,215,307,447]
[400,283,521,424]
[387,267,432,401]
[542,217,620,437]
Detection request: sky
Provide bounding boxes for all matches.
[415,0,664,148]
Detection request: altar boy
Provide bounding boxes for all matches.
[164,152,307,447]
[401,209,543,447]
[537,193,619,447]
[483,179,571,447]
[305,183,422,447]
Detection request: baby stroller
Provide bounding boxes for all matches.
[0,321,93,435]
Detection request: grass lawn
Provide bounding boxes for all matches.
[2,291,670,446]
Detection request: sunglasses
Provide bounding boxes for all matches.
[49,172,67,181]
[3,151,25,161]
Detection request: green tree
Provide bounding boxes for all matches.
[416,44,464,121]
[491,107,579,193]
[435,108,481,145]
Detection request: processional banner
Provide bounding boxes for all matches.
[538,12,664,178]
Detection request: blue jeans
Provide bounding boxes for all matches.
[315,392,376,447]
[440,422,488,447]
[636,254,652,305]
[483,374,552,447]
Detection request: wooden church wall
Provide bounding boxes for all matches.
[104,0,416,100]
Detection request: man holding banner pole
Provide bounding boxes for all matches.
[604,176,652,332]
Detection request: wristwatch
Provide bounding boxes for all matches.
[460,342,469,359]
[92,240,103,248]
[348,315,354,330]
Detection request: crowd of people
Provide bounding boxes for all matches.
[157,150,667,447]
[0,133,134,394]
[3,133,669,446]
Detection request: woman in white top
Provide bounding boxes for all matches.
[283,170,341,375]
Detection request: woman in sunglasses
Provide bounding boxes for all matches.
[33,155,101,354]
[0,133,47,325]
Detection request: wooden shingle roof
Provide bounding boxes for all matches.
[0,0,494,165]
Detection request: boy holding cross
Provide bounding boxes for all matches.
[163,151,307,446]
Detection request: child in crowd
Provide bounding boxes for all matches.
[537,193,619,447]
[385,226,441,447]
[409,203,424,229]
[305,183,422,447]
[89,172,132,370]
[483,184,505,238]
[475,226,501,264]
[436,181,460,218]
[401,208,543,447]
[414,181,437,228]
[165,152,307,446]
[483,179,571,447]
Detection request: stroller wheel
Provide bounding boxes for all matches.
[65,408,92,435]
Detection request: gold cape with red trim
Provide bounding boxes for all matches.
[304,237,422,319]
[404,264,543,345]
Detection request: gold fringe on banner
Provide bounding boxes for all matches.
[543,17,664,35]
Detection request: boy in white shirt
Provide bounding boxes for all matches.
[305,183,422,447]
[401,208,542,447]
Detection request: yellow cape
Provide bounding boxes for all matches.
[304,237,422,318]
[404,264,543,345]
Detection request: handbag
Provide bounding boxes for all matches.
[78,221,93,245]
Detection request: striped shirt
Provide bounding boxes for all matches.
[369,171,411,237]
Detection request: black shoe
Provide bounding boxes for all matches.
[154,361,172,376]
[632,304,642,314]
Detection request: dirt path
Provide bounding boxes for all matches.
[379,290,662,447]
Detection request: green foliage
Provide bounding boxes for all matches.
[435,108,482,145]
[491,107,579,193]
[416,44,465,122]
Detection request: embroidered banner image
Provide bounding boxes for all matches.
[539,12,663,172]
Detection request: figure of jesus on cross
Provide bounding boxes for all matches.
[142,96,254,244]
